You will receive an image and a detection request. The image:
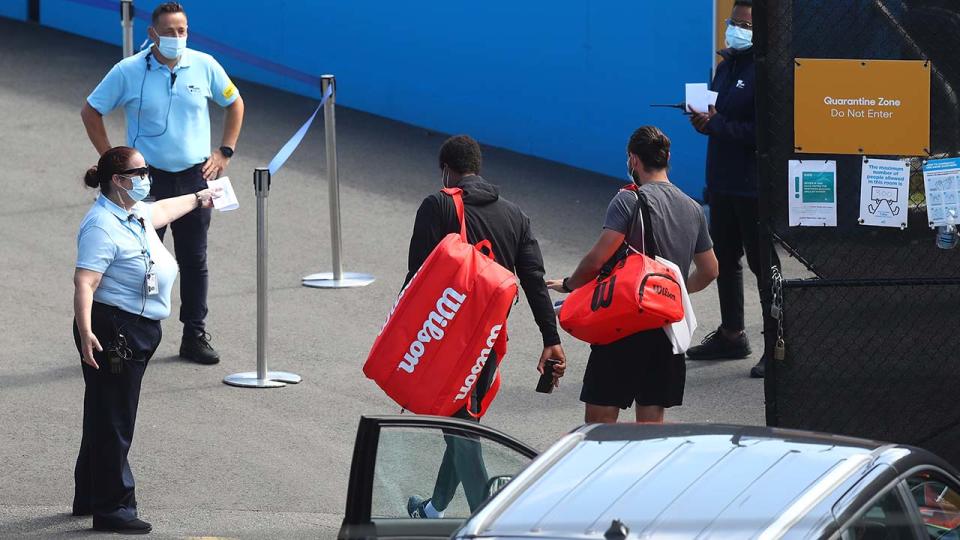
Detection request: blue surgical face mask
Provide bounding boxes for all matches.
[119,175,151,203]
[157,35,187,59]
[725,25,753,50]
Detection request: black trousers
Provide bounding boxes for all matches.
[708,192,780,352]
[431,354,496,512]
[149,163,211,337]
[73,302,161,522]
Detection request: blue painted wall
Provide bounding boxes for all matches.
[0,0,28,20]
[38,0,712,197]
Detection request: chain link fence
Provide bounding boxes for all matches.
[775,282,960,465]
[755,0,960,465]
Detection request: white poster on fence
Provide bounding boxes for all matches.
[788,160,837,227]
[923,157,960,228]
[858,158,909,228]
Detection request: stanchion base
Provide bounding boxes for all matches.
[223,371,303,388]
[302,272,375,289]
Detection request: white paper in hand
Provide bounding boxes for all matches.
[207,177,239,212]
[685,83,718,114]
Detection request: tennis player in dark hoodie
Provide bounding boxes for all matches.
[404,134,566,519]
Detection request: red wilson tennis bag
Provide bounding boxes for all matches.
[363,188,518,418]
[559,185,684,345]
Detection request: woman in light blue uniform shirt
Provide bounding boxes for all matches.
[72,146,218,534]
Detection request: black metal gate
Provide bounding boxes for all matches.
[754,0,960,465]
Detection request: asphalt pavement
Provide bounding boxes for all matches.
[0,17,776,538]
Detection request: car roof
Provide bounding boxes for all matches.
[461,423,907,539]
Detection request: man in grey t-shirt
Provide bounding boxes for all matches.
[604,182,713,281]
[548,126,719,424]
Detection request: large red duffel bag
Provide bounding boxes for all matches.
[363,188,518,418]
[558,186,684,345]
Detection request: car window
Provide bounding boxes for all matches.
[841,487,918,540]
[907,472,960,540]
[371,426,532,520]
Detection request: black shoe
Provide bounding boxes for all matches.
[92,517,152,534]
[72,507,91,517]
[686,328,751,360]
[407,496,431,519]
[750,355,766,379]
[180,332,220,365]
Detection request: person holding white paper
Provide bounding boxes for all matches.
[687,0,781,380]
[72,147,218,534]
[547,127,717,424]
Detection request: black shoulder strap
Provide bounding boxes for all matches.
[597,190,660,280]
[625,191,660,258]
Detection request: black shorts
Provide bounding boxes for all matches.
[579,329,685,409]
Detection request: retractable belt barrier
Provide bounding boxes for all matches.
[268,85,332,175]
[224,168,302,389]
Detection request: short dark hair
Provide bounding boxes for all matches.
[627,126,671,172]
[734,0,752,7]
[152,2,185,25]
[83,146,139,194]
[438,135,482,175]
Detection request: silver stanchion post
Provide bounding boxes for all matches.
[224,168,302,388]
[302,75,376,289]
[120,0,134,58]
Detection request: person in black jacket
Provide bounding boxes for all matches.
[687,0,780,378]
[405,135,566,519]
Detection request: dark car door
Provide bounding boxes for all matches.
[337,415,538,540]
[837,482,925,540]
[834,467,960,540]
[903,469,960,540]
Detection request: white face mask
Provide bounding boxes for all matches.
[441,166,449,188]
[117,174,151,203]
[157,35,187,59]
[725,25,753,50]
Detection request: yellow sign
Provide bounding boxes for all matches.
[794,59,930,156]
[715,0,735,65]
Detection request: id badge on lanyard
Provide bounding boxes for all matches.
[137,221,157,296]
[126,211,158,296]
[146,269,158,295]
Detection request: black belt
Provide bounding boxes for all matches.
[92,301,156,325]
[148,162,204,177]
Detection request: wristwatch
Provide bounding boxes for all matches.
[219,145,234,158]
[561,277,573,293]
[195,191,203,208]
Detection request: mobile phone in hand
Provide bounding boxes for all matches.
[536,359,559,394]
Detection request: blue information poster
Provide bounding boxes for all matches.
[923,157,960,228]
[789,160,838,226]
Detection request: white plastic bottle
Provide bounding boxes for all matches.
[936,209,958,250]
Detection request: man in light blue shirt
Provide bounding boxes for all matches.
[81,1,244,364]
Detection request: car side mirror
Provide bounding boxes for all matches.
[485,475,513,499]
